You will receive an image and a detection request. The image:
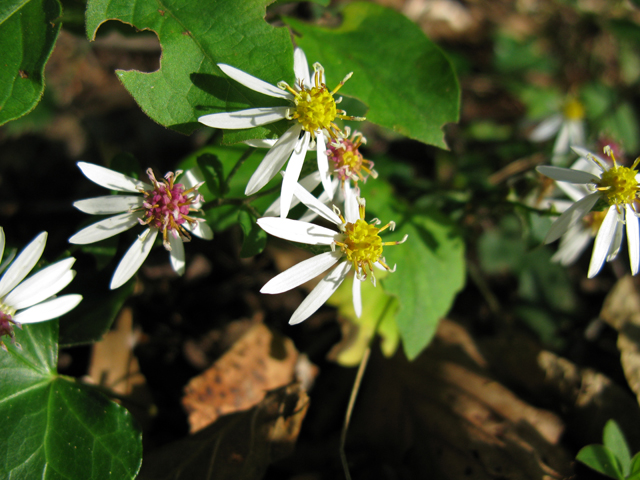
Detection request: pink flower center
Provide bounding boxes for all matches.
[140,169,204,250]
[327,131,376,185]
[0,311,20,351]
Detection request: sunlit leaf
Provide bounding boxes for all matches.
[576,445,625,480]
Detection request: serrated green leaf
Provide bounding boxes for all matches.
[237,209,267,258]
[577,445,625,480]
[283,2,459,148]
[381,211,465,359]
[0,0,61,126]
[0,321,142,479]
[603,420,632,477]
[86,0,294,137]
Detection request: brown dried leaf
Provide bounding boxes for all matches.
[600,275,640,407]
[182,323,303,432]
[351,319,570,479]
[139,384,309,480]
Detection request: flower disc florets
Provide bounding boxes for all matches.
[279,63,361,139]
[334,199,406,283]
[563,98,585,121]
[594,147,640,208]
[328,128,377,185]
[140,169,205,250]
[0,311,20,350]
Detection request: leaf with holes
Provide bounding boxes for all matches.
[0,321,142,479]
[284,2,460,148]
[86,0,294,138]
[0,0,61,126]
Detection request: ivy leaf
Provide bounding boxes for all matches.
[0,321,142,478]
[85,0,294,137]
[0,0,61,126]
[284,2,460,148]
[381,211,465,360]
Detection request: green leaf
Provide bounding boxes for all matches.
[284,2,460,148]
[237,209,267,258]
[577,445,625,480]
[381,210,465,359]
[0,321,142,479]
[0,0,61,126]
[629,452,640,479]
[86,0,294,136]
[603,420,632,477]
[197,153,228,197]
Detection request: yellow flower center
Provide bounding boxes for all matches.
[597,164,639,206]
[563,98,585,121]
[333,199,407,283]
[279,63,364,138]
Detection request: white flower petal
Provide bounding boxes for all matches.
[4,258,76,310]
[545,192,600,244]
[298,178,339,223]
[555,181,589,202]
[257,217,337,246]
[198,107,290,130]
[110,228,158,289]
[280,132,310,218]
[289,261,352,325]
[552,225,592,266]
[529,114,562,142]
[0,228,5,265]
[217,63,293,100]
[606,218,624,262]
[552,123,571,156]
[0,232,47,299]
[293,48,311,88]
[344,185,360,224]
[181,169,203,191]
[316,132,334,200]
[73,196,143,215]
[626,204,640,275]
[244,139,278,149]
[77,162,150,192]
[261,251,341,294]
[264,171,322,218]
[571,147,606,172]
[184,220,214,240]
[14,294,83,324]
[68,211,143,244]
[537,165,599,184]
[169,234,186,276]
[293,181,342,225]
[245,124,302,195]
[353,275,362,318]
[588,207,618,278]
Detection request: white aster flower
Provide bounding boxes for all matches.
[198,47,364,218]
[529,97,586,165]
[69,163,214,289]
[537,146,640,278]
[0,229,82,350]
[257,188,406,325]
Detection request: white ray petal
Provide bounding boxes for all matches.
[0,232,47,299]
[110,229,158,289]
[316,132,334,200]
[529,114,562,142]
[184,220,213,240]
[289,262,352,325]
[244,138,278,149]
[14,294,83,324]
[571,147,606,172]
[555,181,589,202]
[264,171,322,218]
[298,178,339,223]
[344,185,359,224]
[352,275,362,318]
[169,235,186,276]
[553,123,571,156]
[73,196,143,215]
[626,205,640,275]
[606,219,623,262]
[588,207,618,278]
[245,124,302,195]
[181,169,203,191]
[552,226,592,266]
[218,63,294,100]
[0,228,4,265]
[77,162,150,192]
[537,165,599,184]
[280,132,310,218]
[569,120,585,147]
[292,181,342,225]
[293,48,311,88]
[261,251,341,294]
[5,258,76,310]
[198,107,290,130]
[545,192,600,244]
[68,212,144,244]
[257,217,337,245]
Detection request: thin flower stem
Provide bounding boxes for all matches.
[340,296,394,480]
[225,147,255,186]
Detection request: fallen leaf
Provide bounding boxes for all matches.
[139,384,309,480]
[182,323,309,432]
